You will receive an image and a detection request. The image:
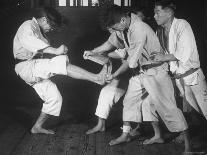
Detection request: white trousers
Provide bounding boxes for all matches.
[95,79,125,119]
[123,66,188,132]
[95,78,157,122]
[176,69,207,119]
[15,55,69,116]
[123,76,158,123]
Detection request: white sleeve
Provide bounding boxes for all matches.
[173,22,195,64]
[127,25,146,68]
[18,24,49,53]
[114,48,126,59]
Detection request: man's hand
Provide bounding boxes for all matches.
[105,74,114,83]
[151,53,165,62]
[56,44,68,55]
[83,50,95,59]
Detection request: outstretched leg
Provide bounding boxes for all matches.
[66,63,107,85]
[31,112,55,134]
[86,117,105,135]
[181,130,191,153]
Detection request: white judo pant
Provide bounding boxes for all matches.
[123,76,158,123]
[123,66,188,132]
[15,55,69,116]
[95,79,125,119]
[176,68,207,119]
[95,78,157,122]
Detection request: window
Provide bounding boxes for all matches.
[58,0,131,7]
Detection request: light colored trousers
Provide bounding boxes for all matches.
[123,66,188,132]
[176,68,207,119]
[15,55,69,116]
[95,79,125,119]
[95,78,157,122]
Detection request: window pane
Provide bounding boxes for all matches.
[59,0,66,6]
[114,0,121,6]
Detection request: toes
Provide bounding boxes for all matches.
[143,138,164,145]
[31,127,55,134]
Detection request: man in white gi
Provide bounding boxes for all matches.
[153,0,207,132]
[92,5,191,153]
[84,8,152,136]
[13,7,107,135]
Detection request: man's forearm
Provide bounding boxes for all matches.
[112,60,129,78]
[42,46,57,54]
[162,54,177,62]
[92,41,116,54]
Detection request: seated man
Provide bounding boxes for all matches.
[13,7,107,134]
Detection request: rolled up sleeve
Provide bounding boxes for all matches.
[108,32,125,49]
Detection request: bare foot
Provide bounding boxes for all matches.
[31,126,55,134]
[95,65,108,85]
[143,136,164,145]
[86,124,105,135]
[109,132,130,146]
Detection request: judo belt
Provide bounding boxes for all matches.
[130,62,164,76]
[15,58,26,64]
[141,62,164,71]
[130,67,140,77]
[15,53,57,65]
[172,68,199,79]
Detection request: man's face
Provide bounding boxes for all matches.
[110,18,126,32]
[136,11,145,21]
[154,5,170,26]
[41,17,53,33]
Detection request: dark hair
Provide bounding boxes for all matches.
[131,6,147,15]
[34,7,63,29]
[99,4,128,29]
[155,0,176,11]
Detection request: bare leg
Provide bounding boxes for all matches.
[143,121,164,145]
[66,63,107,85]
[129,123,142,137]
[181,130,191,153]
[31,112,55,134]
[109,122,131,146]
[86,117,105,135]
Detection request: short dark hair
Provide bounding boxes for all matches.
[99,4,128,29]
[155,0,176,11]
[34,7,63,29]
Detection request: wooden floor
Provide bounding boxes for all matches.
[1,105,207,155]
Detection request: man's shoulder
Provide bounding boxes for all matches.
[174,18,191,29]
[18,20,33,30]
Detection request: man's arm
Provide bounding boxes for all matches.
[106,60,129,81]
[108,48,126,59]
[19,25,67,56]
[153,53,177,62]
[42,45,68,55]
[83,32,124,59]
